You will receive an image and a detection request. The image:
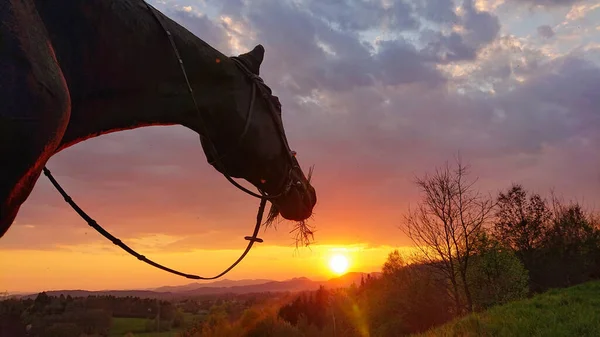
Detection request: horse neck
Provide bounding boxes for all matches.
[40,0,238,151]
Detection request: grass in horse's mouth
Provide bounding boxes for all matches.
[264,166,315,248]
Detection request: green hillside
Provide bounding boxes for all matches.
[415,281,600,337]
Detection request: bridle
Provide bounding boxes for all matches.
[203,56,301,200]
[41,1,304,280]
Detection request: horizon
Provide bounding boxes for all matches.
[2,0,600,294]
[4,270,382,296]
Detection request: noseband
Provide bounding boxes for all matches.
[40,2,305,281]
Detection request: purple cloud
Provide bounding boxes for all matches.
[508,0,585,7]
[537,25,555,38]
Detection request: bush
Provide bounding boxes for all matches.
[362,251,454,336]
[239,308,262,330]
[539,202,600,288]
[0,299,27,337]
[245,316,303,337]
[41,322,82,337]
[172,309,185,328]
[468,233,529,310]
[76,308,112,335]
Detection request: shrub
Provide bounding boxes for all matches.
[468,233,529,310]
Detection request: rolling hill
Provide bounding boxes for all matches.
[414,281,600,337]
[19,272,380,300]
[153,278,274,292]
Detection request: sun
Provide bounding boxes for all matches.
[329,254,349,275]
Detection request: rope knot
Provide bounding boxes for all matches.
[245,236,264,243]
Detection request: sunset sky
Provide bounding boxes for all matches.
[2,0,600,293]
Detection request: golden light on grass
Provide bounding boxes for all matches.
[329,253,349,275]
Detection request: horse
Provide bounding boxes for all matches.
[0,0,317,244]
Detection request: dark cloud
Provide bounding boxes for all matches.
[446,35,546,94]
[415,0,458,24]
[523,57,600,133]
[488,58,599,154]
[243,0,458,93]
[507,0,584,7]
[417,0,500,64]
[303,0,421,32]
[537,25,555,38]
[219,0,245,17]
[307,0,388,31]
[421,30,479,63]
[462,0,501,47]
[375,39,446,86]
[386,1,421,31]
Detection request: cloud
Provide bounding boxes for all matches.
[537,25,555,38]
[565,2,600,21]
[462,0,502,47]
[306,0,419,32]
[510,0,586,7]
[417,0,500,64]
[166,7,231,53]
[415,0,459,24]
[375,39,446,86]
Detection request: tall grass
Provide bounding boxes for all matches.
[414,281,600,337]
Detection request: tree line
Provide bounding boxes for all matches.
[0,293,181,337]
[402,157,600,316]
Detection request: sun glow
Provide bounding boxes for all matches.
[329,254,350,275]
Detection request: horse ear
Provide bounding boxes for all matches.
[236,44,265,75]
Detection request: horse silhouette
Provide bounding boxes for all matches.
[0,0,317,238]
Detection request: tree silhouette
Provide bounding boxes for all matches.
[401,157,494,313]
[493,184,551,258]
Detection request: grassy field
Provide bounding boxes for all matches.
[109,312,204,337]
[415,281,600,337]
[109,317,148,336]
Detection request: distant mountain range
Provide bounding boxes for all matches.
[18,272,381,300]
[153,278,275,292]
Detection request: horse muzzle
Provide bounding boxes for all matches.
[274,181,316,221]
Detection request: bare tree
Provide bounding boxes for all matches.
[400,157,494,313]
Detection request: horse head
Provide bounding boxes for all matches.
[198,45,317,222]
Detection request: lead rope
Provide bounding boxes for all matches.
[43,167,265,280]
[38,1,273,280]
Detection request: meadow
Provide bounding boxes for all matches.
[108,312,205,336]
[415,281,600,337]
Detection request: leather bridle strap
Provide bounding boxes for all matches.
[144,2,295,200]
[42,167,266,280]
